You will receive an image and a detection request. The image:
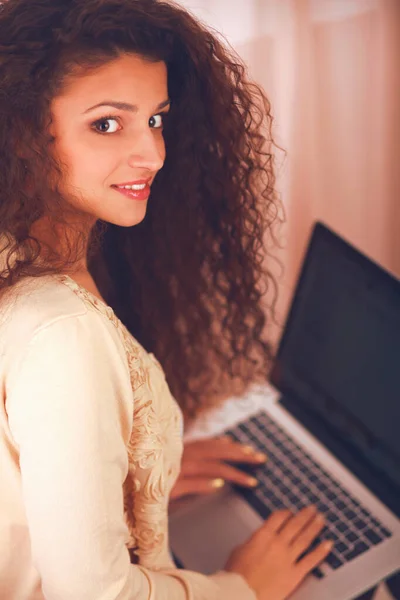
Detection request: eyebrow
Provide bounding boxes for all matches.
[83,98,171,114]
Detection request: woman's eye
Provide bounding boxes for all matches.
[92,117,120,134]
[149,114,164,129]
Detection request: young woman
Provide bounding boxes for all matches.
[0,0,333,598]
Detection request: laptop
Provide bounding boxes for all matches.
[169,221,400,600]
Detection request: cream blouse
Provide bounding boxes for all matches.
[0,272,256,600]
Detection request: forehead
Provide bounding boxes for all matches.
[54,54,168,110]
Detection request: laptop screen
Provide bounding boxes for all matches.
[270,222,400,491]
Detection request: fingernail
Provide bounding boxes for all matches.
[219,436,232,443]
[247,477,259,487]
[254,452,268,462]
[242,445,256,455]
[210,478,225,489]
[323,540,334,549]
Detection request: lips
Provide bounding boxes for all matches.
[112,183,150,201]
[113,177,152,187]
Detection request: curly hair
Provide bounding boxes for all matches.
[0,0,283,422]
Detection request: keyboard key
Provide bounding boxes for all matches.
[326,512,339,523]
[344,530,359,544]
[288,494,299,504]
[371,517,381,528]
[311,567,324,579]
[343,541,369,562]
[335,541,350,554]
[335,499,346,511]
[316,481,329,493]
[380,526,392,538]
[344,509,357,520]
[293,498,306,510]
[336,521,349,533]
[270,475,282,485]
[326,552,344,569]
[364,529,382,545]
[308,493,319,504]
[354,518,367,531]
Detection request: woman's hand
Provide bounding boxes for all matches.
[170,436,267,501]
[225,506,333,600]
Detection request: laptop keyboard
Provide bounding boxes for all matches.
[226,411,393,579]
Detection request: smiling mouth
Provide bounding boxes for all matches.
[111,183,150,201]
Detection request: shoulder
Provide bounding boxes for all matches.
[0,275,89,339]
[0,275,125,370]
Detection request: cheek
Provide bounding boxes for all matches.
[53,139,90,184]
[69,145,116,185]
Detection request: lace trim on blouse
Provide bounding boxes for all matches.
[54,274,183,569]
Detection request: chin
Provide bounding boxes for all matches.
[106,210,147,228]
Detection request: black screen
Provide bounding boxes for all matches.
[271,224,400,489]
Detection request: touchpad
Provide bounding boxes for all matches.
[169,486,261,574]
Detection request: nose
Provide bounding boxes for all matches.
[127,129,165,174]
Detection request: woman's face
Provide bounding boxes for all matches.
[50,53,169,228]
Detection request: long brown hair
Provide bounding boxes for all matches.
[0,0,282,422]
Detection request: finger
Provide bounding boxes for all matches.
[296,540,334,578]
[292,513,325,548]
[252,509,293,543]
[278,506,319,544]
[170,477,225,501]
[184,438,267,464]
[217,437,268,463]
[180,460,259,488]
[290,513,326,558]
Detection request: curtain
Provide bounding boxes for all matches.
[177,0,400,339]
